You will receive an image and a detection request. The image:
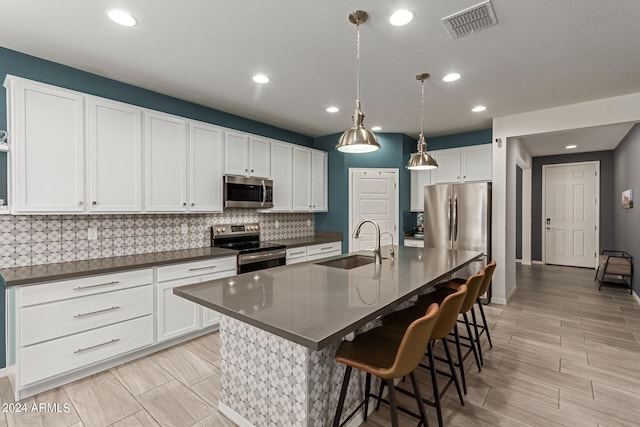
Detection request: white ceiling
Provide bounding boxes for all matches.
[1,1,640,155]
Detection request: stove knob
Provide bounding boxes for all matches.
[216,228,221,233]
[222,227,226,232]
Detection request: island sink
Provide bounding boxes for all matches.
[315,254,377,269]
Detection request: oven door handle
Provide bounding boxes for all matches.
[238,249,287,265]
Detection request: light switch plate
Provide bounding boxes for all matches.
[181,224,188,234]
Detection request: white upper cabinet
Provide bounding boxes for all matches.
[292,147,327,212]
[461,144,492,182]
[249,136,271,178]
[310,150,328,212]
[269,141,293,211]
[189,122,224,212]
[224,131,270,178]
[410,169,432,212]
[292,147,312,211]
[144,112,188,212]
[432,144,492,184]
[7,77,85,213]
[432,149,462,184]
[87,98,142,212]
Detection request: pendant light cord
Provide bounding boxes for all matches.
[355,21,361,110]
[420,79,425,138]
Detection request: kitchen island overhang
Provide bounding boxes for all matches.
[174,246,483,426]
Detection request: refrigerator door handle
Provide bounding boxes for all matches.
[447,195,452,241]
[453,195,459,241]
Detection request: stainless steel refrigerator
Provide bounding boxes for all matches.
[424,182,491,295]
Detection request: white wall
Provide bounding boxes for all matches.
[491,92,640,305]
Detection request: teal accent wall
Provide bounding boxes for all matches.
[428,128,492,150]
[314,133,417,252]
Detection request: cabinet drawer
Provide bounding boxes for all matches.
[20,315,153,386]
[20,269,153,307]
[156,256,236,282]
[306,241,341,257]
[307,250,341,262]
[21,285,153,346]
[286,247,307,260]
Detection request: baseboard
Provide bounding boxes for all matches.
[218,402,255,427]
[507,284,517,302]
[633,290,640,306]
[521,260,532,266]
[515,258,521,263]
[532,260,543,265]
[491,297,507,305]
[0,366,9,378]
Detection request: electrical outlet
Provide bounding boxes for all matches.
[307,219,311,227]
[181,223,188,234]
[274,220,280,229]
[87,227,98,240]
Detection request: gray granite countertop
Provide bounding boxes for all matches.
[174,246,483,350]
[0,247,238,287]
[268,231,342,249]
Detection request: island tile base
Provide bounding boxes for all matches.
[218,315,379,427]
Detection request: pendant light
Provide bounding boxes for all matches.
[406,73,438,170]
[336,10,381,154]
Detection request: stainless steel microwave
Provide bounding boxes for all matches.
[223,175,274,208]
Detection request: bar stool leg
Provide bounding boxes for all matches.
[363,372,371,421]
[375,381,385,411]
[409,371,430,427]
[470,306,484,365]
[463,312,481,371]
[386,379,400,427]
[426,341,443,427]
[453,324,466,395]
[442,338,464,406]
[333,365,352,427]
[476,298,493,348]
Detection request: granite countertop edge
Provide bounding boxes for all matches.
[1,247,239,287]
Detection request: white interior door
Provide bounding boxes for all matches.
[349,169,398,252]
[543,162,598,268]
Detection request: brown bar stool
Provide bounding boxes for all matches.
[422,270,485,395]
[332,303,440,427]
[379,284,468,427]
[438,260,497,358]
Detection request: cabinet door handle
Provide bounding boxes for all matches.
[245,169,248,173]
[77,201,84,206]
[74,338,120,354]
[73,280,120,291]
[92,201,97,205]
[191,202,195,206]
[251,169,254,173]
[321,246,333,250]
[73,306,120,318]
[290,251,305,256]
[183,202,187,206]
[188,265,217,272]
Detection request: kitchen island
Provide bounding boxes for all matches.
[174,246,483,427]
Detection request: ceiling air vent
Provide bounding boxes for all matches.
[442,0,498,39]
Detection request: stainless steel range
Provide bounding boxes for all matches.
[211,223,286,274]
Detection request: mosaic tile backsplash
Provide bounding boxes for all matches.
[0,209,315,269]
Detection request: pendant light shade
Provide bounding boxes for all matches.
[407,73,438,170]
[336,10,381,154]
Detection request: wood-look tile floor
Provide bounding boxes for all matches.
[1,263,638,426]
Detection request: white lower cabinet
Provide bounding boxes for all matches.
[10,256,237,400]
[285,241,342,264]
[155,256,236,342]
[404,238,424,248]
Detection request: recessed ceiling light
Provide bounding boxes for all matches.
[326,106,339,113]
[371,126,382,131]
[472,105,486,112]
[443,73,461,82]
[565,144,577,149]
[389,10,414,26]
[252,74,269,84]
[107,9,137,27]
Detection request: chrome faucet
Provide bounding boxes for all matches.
[353,219,382,264]
[380,231,395,260]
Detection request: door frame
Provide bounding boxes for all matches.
[541,161,600,268]
[348,168,399,253]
